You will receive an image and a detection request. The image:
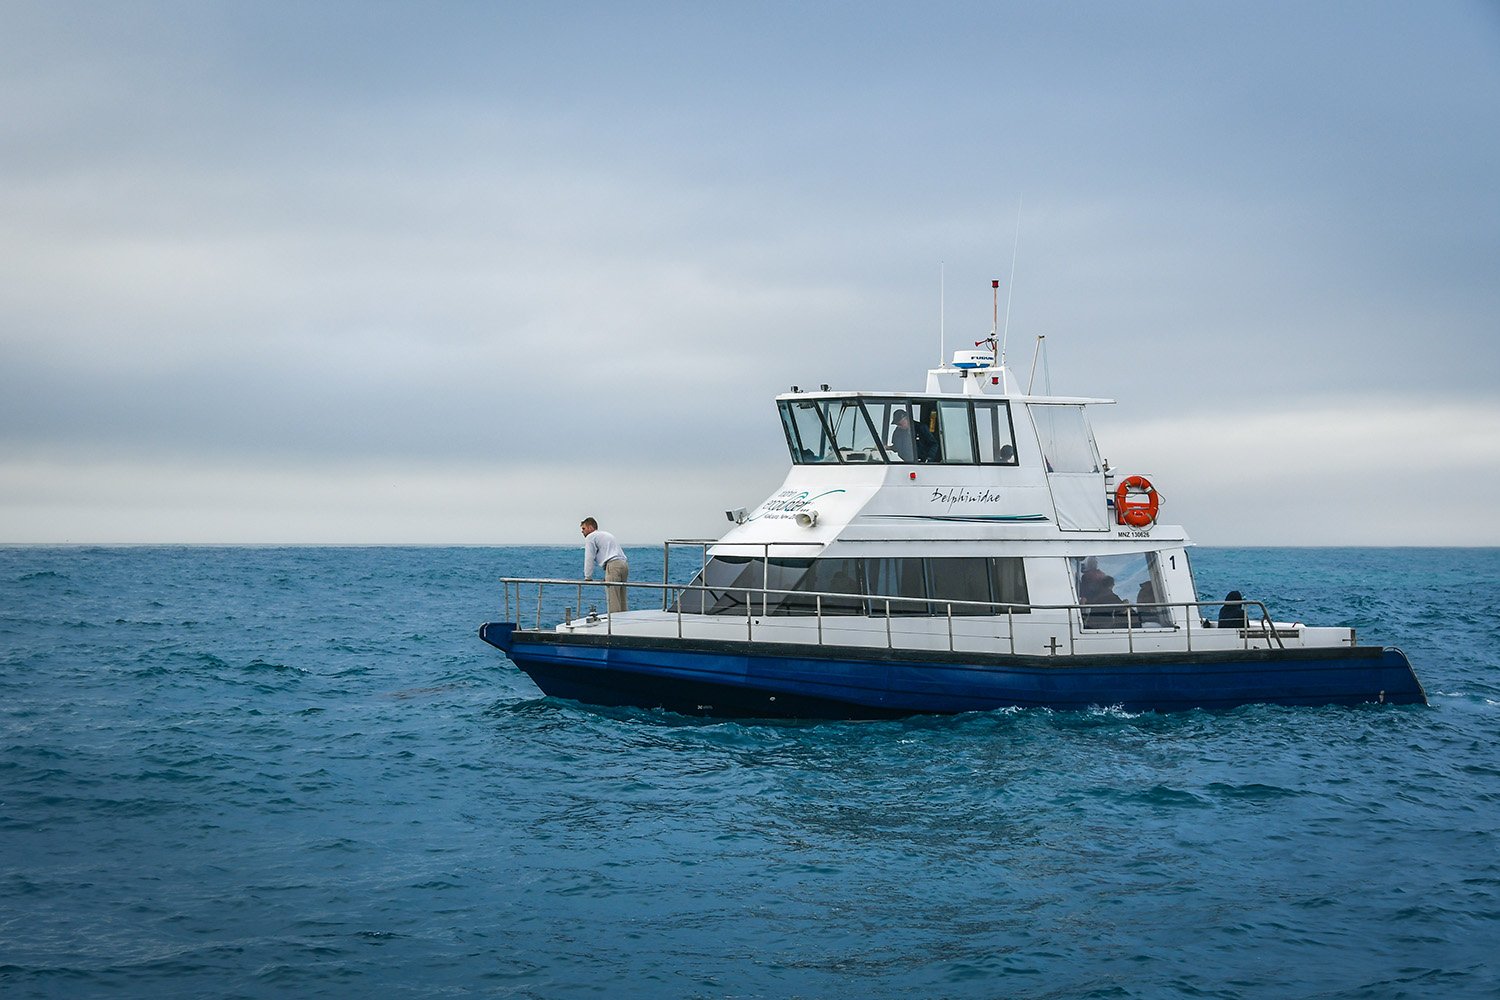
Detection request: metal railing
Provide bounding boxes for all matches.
[659,538,825,615]
[497,574,1286,655]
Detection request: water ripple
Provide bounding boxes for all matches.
[0,545,1497,999]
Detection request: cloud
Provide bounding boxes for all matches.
[5,397,1493,546]
[1096,398,1500,545]
[0,3,1496,543]
[0,450,784,545]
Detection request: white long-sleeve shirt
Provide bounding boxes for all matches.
[582,529,626,579]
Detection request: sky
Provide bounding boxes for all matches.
[2,1,1498,546]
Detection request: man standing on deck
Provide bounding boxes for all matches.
[580,517,629,613]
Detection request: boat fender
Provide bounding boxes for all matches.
[1114,475,1161,527]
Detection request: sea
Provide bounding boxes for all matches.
[2,545,1497,1000]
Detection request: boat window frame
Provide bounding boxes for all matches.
[819,398,890,464]
[1071,551,1168,630]
[779,396,1021,467]
[973,399,1020,465]
[671,555,1030,617]
[863,396,1020,466]
[935,400,977,464]
[1030,403,1101,474]
[779,399,842,465]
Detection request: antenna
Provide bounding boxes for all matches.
[939,261,946,366]
[990,279,999,353]
[1027,334,1047,394]
[999,197,1022,368]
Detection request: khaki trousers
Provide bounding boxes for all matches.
[605,559,629,613]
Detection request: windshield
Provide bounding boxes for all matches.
[779,397,1017,465]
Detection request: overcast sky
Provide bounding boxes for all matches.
[3,1,1497,545]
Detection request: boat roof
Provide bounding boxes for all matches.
[776,361,1114,406]
[775,387,1116,406]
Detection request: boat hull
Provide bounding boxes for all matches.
[478,623,1427,717]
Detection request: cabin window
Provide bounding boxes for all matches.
[1031,404,1099,473]
[671,556,1030,616]
[671,555,754,614]
[670,556,816,614]
[785,557,864,615]
[863,556,1030,616]
[862,557,932,616]
[1071,553,1169,629]
[925,557,990,615]
[990,557,1030,610]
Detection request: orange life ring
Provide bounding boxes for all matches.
[1115,475,1161,527]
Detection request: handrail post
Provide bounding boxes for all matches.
[535,584,542,630]
[762,544,770,617]
[1007,605,1015,654]
[816,594,823,645]
[885,599,893,648]
[947,603,954,652]
[746,590,753,641]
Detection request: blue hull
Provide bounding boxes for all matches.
[478,623,1426,718]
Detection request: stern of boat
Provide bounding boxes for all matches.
[1377,646,1427,705]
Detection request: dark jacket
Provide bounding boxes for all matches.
[1217,591,1246,629]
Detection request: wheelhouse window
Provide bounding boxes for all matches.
[780,396,1017,465]
[974,400,1019,464]
[936,401,976,464]
[819,399,888,464]
[780,400,838,465]
[868,398,942,464]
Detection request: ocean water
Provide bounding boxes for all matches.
[2,545,1497,1000]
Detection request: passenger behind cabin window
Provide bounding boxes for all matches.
[1078,557,1108,603]
[1136,580,1163,625]
[998,444,1016,464]
[890,409,938,463]
[1080,563,1129,628]
[1218,590,1247,629]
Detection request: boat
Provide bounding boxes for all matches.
[479,312,1425,717]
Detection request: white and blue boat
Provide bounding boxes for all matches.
[480,335,1425,717]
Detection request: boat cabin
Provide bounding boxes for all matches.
[668,354,1201,637]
